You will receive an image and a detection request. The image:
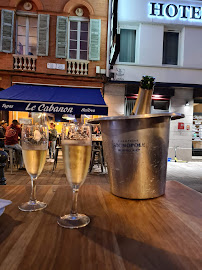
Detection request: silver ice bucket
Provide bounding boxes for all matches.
[90,113,184,199]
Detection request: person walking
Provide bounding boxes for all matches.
[0,120,7,149]
[5,120,25,170]
[48,122,57,161]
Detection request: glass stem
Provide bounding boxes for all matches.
[71,188,79,216]
[30,176,37,202]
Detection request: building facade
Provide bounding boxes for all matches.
[0,0,108,128]
[106,0,202,161]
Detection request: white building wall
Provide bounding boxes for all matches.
[183,27,202,68]
[138,24,164,66]
[104,84,125,116]
[114,22,202,83]
[114,64,202,85]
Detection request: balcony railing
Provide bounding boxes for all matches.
[13,54,37,71]
[66,59,89,75]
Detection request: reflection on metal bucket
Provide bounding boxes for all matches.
[90,113,184,199]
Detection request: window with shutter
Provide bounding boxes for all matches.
[56,16,68,58]
[0,10,14,53]
[37,14,50,56]
[16,15,37,55]
[89,19,101,61]
[68,18,89,60]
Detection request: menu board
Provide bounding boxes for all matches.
[19,118,32,125]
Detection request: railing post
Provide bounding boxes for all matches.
[80,62,84,75]
[72,61,76,74]
[14,56,18,70]
[19,57,23,70]
[84,62,88,75]
[76,62,80,74]
[28,57,31,70]
[23,57,27,70]
[32,58,36,71]
[67,62,71,74]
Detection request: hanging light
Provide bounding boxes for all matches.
[62,114,75,120]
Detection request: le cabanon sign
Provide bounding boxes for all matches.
[0,102,105,115]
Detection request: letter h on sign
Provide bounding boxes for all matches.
[150,2,164,16]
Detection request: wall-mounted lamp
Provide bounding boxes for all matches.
[185,101,189,106]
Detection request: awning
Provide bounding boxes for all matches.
[0,84,108,115]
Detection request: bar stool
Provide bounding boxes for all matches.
[89,142,104,173]
[52,146,61,172]
[4,148,17,174]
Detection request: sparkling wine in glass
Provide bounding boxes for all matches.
[18,124,48,212]
[58,123,92,229]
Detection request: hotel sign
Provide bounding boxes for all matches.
[118,0,202,26]
[150,2,202,21]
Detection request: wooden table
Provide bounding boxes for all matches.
[0,181,201,270]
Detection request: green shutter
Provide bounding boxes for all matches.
[56,16,68,58]
[0,10,14,53]
[37,14,50,56]
[89,19,101,61]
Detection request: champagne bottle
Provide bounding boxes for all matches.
[131,76,155,115]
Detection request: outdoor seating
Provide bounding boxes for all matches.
[89,141,105,173]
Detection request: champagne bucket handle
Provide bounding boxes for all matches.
[170,113,185,120]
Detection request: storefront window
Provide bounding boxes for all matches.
[119,29,136,63]
[163,32,179,65]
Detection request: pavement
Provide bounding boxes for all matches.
[3,158,202,193]
[167,161,202,193]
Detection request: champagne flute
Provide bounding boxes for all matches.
[18,124,48,212]
[58,123,92,229]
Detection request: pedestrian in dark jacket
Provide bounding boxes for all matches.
[48,122,57,161]
[0,120,7,149]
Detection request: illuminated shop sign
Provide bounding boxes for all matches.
[149,2,202,21]
[0,102,105,115]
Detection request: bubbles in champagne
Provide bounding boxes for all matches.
[22,149,47,178]
[62,144,91,187]
[62,140,91,146]
[22,144,48,151]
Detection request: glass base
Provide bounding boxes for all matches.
[57,213,90,229]
[18,200,47,212]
